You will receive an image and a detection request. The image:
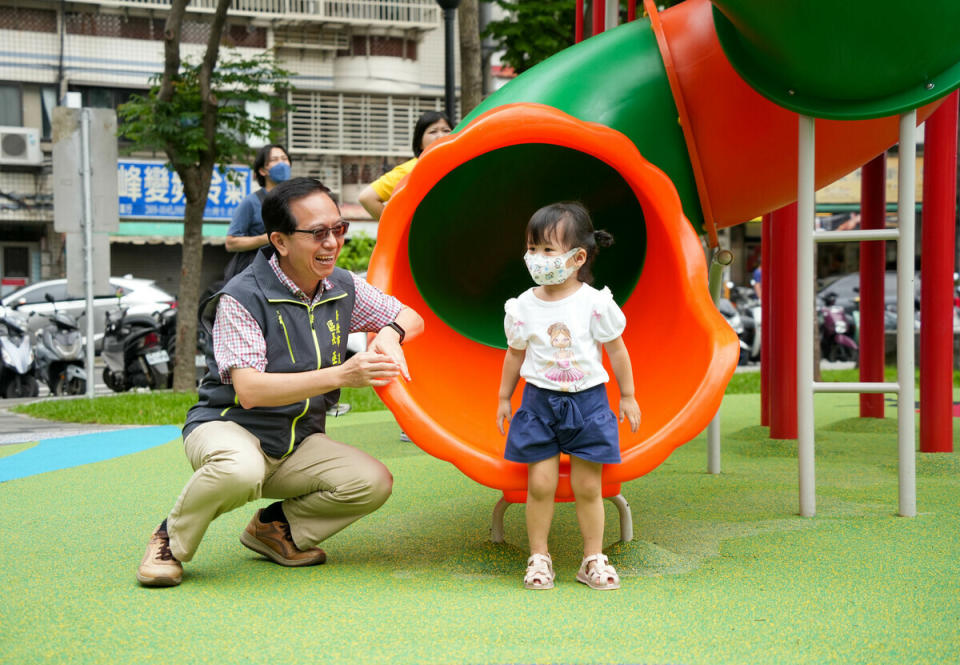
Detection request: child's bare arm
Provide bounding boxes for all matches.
[603,336,641,432]
[496,347,525,434]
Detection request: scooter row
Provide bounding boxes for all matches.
[0,292,205,399]
[719,284,860,365]
[101,302,206,393]
[0,293,85,398]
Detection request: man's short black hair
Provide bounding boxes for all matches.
[262,177,339,238]
[253,144,291,187]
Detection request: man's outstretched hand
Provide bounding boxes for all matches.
[339,351,402,387]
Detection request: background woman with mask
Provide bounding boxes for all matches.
[223,144,292,281]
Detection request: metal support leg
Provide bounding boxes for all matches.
[707,248,733,475]
[606,493,633,542]
[490,496,510,543]
[490,493,634,543]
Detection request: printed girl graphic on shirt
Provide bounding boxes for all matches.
[543,322,585,390]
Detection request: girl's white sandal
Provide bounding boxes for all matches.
[523,553,555,590]
[576,553,620,590]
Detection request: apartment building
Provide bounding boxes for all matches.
[0,0,453,297]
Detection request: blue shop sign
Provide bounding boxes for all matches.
[117,160,252,221]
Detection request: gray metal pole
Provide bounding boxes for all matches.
[797,115,816,517]
[80,109,95,399]
[897,111,917,517]
[707,248,733,474]
[443,6,457,124]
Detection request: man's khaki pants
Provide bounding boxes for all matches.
[167,420,393,562]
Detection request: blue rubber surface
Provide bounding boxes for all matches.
[0,426,181,482]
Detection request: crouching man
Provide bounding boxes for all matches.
[137,177,422,587]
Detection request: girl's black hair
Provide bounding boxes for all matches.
[412,110,451,157]
[253,144,291,187]
[526,201,614,284]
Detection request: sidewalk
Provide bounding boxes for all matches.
[0,402,136,446]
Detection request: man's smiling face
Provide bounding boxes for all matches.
[273,190,344,294]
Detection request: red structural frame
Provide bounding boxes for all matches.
[919,90,958,453]
[761,213,772,426]
[770,203,798,439]
[859,153,887,418]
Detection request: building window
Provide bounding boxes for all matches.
[0,7,56,33]
[288,92,444,156]
[338,35,418,60]
[40,86,58,140]
[3,247,30,279]
[68,86,142,111]
[0,83,23,127]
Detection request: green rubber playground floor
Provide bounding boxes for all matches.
[1,393,958,665]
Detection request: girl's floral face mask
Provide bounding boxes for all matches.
[523,247,580,285]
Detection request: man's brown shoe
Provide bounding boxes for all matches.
[137,527,182,587]
[240,509,326,567]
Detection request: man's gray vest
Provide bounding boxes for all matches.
[183,252,356,458]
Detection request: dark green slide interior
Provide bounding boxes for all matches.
[408,144,647,348]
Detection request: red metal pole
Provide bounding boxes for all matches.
[859,153,887,418]
[761,213,772,426]
[575,0,584,43]
[919,90,958,453]
[770,203,798,439]
[592,0,605,37]
[628,0,637,22]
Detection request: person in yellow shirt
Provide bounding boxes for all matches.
[358,111,451,220]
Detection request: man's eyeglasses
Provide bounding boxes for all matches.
[290,221,350,242]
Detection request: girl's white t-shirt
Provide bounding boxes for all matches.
[504,283,626,392]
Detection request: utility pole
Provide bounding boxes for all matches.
[436,0,461,124]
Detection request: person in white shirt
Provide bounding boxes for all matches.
[496,202,641,592]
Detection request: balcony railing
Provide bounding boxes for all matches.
[88,0,440,29]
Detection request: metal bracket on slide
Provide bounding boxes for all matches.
[490,494,634,544]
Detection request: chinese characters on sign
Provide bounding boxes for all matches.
[117,160,252,220]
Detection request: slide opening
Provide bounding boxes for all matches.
[408,143,647,349]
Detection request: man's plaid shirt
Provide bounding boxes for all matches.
[212,254,403,383]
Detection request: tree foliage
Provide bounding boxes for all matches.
[482,0,577,74]
[336,232,377,273]
[482,0,685,74]
[116,0,293,392]
[118,51,292,176]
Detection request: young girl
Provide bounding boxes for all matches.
[496,202,641,591]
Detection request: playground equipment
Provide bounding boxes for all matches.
[368,0,960,527]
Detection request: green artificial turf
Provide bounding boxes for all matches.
[1,396,958,665]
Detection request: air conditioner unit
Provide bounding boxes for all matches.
[0,126,43,166]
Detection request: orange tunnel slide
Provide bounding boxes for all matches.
[366,0,948,501]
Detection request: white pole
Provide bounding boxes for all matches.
[897,111,917,517]
[797,115,816,517]
[80,109,95,399]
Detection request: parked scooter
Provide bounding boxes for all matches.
[819,293,858,362]
[32,293,86,396]
[717,297,752,365]
[729,284,761,363]
[101,294,170,392]
[0,305,39,398]
[155,307,207,387]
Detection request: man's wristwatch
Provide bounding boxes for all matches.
[381,321,405,345]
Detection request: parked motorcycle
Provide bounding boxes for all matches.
[718,297,752,365]
[155,307,207,387]
[101,296,170,392]
[0,305,39,398]
[32,293,86,396]
[728,284,761,363]
[819,293,858,362]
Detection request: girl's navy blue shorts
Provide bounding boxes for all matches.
[504,383,621,465]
